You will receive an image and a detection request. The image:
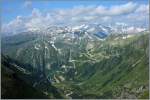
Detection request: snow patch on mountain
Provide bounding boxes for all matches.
[35,44,40,50]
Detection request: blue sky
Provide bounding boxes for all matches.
[2,0,148,23]
[1,0,149,34]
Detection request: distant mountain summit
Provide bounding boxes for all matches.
[2,23,147,38]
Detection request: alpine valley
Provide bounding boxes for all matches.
[1,23,149,99]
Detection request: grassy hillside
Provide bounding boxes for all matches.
[54,33,149,99]
[1,32,149,99]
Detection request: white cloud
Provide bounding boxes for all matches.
[135,4,149,14]
[88,2,137,16]
[25,8,53,31]
[125,4,149,27]
[109,2,137,15]
[2,16,27,34]
[2,2,149,34]
[102,16,111,21]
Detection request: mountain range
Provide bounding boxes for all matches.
[1,23,149,99]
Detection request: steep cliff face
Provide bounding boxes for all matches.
[1,55,63,99]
